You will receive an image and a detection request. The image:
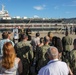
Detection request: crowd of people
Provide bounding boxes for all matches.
[0,29,76,75]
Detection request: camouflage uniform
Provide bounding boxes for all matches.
[62,36,72,65]
[37,45,50,71]
[14,41,33,75]
[70,50,76,75]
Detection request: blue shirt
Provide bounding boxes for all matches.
[0,39,14,56]
[38,59,69,75]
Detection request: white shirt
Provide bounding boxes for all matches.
[33,37,40,46]
[13,28,19,39]
[38,59,69,75]
[31,37,40,51]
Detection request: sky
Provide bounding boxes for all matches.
[0,0,76,18]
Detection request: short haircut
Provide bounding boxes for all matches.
[2,31,8,39]
[21,33,28,39]
[47,46,58,58]
[36,32,40,37]
[44,36,49,42]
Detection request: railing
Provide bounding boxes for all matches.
[0,23,75,30]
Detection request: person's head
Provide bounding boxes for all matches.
[2,31,8,39]
[21,33,28,41]
[44,36,50,44]
[52,36,58,46]
[73,39,76,49]
[36,32,40,37]
[56,37,63,53]
[52,36,63,53]
[2,42,16,69]
[48,32,53,41]
[40,37,44,43]
[47,46,59,60]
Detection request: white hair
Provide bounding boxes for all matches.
[47,46,58,59]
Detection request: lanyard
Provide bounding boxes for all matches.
[48,60,59,64]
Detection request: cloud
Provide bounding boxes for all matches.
[33,15,39,18]
[54,6,59,9]
[34,6,43,10]
[34,5,46,10]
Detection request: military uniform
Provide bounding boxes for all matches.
[14,41,33,75]
[70,50,76,75]
[62,36,72,65]
[37,45,50,71]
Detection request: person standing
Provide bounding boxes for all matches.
[31,32,40,57]
[26,27,32,41]
[70,39,76,75]
[35,37,44,73]
[37,36,50,71]
[14,34,33,75]
[38,46,69,75]
[62,31,72,65]
[13,28,19,44]
[0,31,14,57]
[52,36,63,60]
[47,31,53,46]
[0,42,22,75]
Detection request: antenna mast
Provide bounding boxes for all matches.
[2,4,5,11]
